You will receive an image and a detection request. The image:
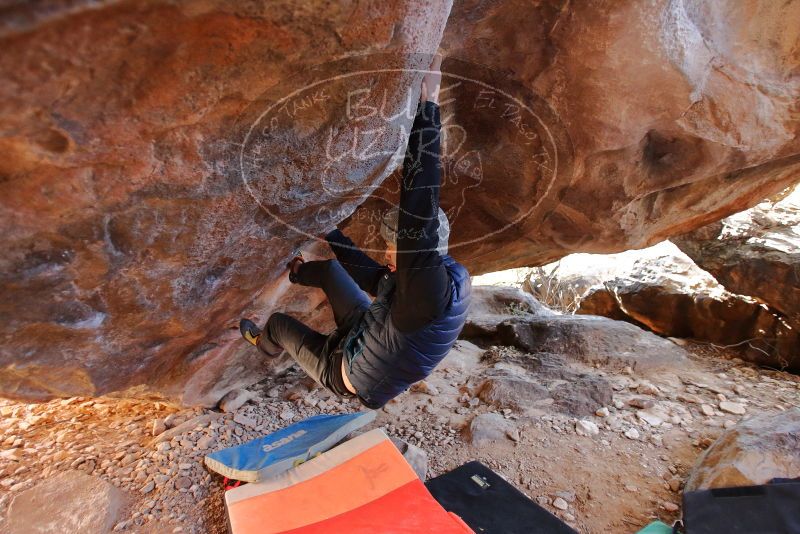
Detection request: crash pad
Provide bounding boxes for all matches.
[225,428,473,534]
[205,411,375,482]
[683,480,800,533]
[425,461,577,534]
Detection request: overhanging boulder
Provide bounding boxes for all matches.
[1,1,799,404]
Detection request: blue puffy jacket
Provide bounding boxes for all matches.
[342,254,471,409]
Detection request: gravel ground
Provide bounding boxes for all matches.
[1,340,798,533]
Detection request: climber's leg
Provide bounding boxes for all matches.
[292,259,371,329]
[258,312,343,389]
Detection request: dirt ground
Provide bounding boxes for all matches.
[1,339,798,534]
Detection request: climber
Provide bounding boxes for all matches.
[239,54,471,409]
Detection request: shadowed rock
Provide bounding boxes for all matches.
[462,285,555,339]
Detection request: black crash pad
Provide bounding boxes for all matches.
[683,480,800,534]
[425,461,578,534]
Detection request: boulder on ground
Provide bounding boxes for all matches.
[466,285,690,373]
[475,314,689,373]
[476,371,550,411]
[463,286,555,340]
[675,190,800,323]
[5,471,129,534]
[685,409,800,491]
[476,346,614,416]
[464,413,517,447]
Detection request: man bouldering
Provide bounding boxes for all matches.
[239,55,471,409]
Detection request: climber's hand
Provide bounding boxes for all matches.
[286,252,304,284]
[419,53,442,104]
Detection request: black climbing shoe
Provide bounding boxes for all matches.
[239,319,261,346]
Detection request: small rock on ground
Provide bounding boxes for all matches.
[719,401,746,415]
[575,420,600,437]
[624,428,640,440]
[218,389,254,413]
[553,497,569,510]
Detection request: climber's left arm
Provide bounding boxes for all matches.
[391,100,451,333]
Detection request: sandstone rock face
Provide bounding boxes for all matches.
[0,1,452,404]
[575,248,799,370]
[5,471,129,534]
[345,0,800,272]
[2,1,799,404]
[674,189,800,367]
[686,409,800,491]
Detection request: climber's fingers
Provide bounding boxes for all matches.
[420,53,443,104]
[430,53,443,72]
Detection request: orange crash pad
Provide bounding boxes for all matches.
[225,428,472,533]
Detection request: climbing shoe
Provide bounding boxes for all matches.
[239,318,261,346]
